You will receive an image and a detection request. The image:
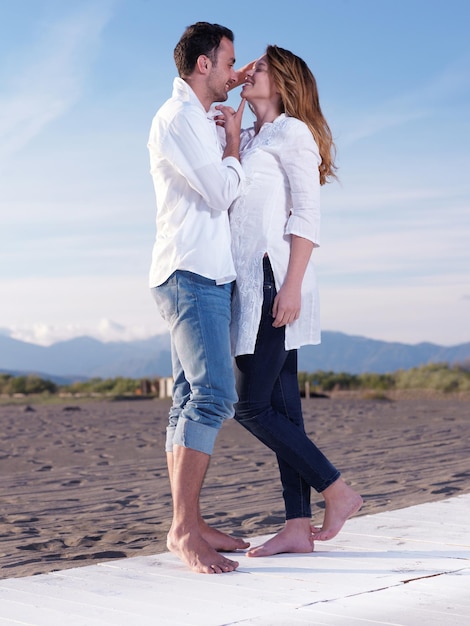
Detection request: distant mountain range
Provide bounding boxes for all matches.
[1,332,469,383]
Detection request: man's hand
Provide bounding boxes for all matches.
[216,99,246,160]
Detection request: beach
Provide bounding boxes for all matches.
[1,393,469,579]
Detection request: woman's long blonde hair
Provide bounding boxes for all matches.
[266,45,337,185]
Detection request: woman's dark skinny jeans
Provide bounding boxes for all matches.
[234,257,340,520]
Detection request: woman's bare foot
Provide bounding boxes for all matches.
[247,518,313,557]
[199,520,250,552]
[167,528,239,574]
[312,478,363,541]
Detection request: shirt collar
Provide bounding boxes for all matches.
[172,77,211,118]
[266,113,286,126]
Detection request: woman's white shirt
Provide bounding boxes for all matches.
[230,113,322,356]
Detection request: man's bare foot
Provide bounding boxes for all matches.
[247,518,313,557]
[167,529,239,574]
[312,479,363,541]
[199,521,250,552]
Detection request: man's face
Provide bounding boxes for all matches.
[207,37,237,103]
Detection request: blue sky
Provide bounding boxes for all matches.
[1,0,469,347]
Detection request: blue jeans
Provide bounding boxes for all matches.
[234,257,340,520]
[152,271,237,456]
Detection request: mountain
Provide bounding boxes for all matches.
[0,369,88,386]
[298,332,470,374]
[0,334,172,380]
[0,332,469,382]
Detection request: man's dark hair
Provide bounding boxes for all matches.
[174,22,234,78]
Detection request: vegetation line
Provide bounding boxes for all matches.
[1,362,469,398]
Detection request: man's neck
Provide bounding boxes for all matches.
[184,77,212,112]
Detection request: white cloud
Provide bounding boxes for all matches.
[318,222,469,279]
[1,274,167,345]
[2,267,468,348]
[340,57,470,147]
[321,278,470,347]
[1,2,468,351]
[324,184,470,214]
[8,318,163,346]
[0,1,115,162]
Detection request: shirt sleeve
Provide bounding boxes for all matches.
[164,106,244,212]
[280,119,321,246]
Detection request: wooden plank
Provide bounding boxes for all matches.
[96,548,463,605]
[295,570,470,626]
[0,566,290,626]
[0,495,468,626]
[0,594,121,626]
[234,571,470,626]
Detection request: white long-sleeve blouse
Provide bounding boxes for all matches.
[230,113,322,356]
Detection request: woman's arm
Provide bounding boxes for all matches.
[271,235,314,328]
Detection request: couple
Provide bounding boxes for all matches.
[148,22,362,575]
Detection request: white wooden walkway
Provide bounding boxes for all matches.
[0,494,468,625]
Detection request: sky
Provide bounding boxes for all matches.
[1,0,469,348]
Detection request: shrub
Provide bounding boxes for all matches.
[0,374,57,395]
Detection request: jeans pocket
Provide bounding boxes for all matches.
[151,280,177,325]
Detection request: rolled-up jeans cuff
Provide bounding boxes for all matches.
[168,416,219,456]
[165,425,176,453]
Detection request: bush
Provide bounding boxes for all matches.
[2,362,468,398]
[61,377,141,396]
[394,363,470,393]
[358,373,395,391]
[302,370,362,392]
[298,363,470,394]
[0,374,57,395]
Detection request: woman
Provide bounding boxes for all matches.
[229,46,362,557]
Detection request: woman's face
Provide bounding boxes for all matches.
[241,55,278,104]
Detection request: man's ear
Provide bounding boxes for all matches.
[197,55,209,73]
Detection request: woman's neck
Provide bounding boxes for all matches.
[251,102,282,134]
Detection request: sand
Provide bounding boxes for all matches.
[1,393,469,579]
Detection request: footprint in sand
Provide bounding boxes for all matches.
[17,539,67,552]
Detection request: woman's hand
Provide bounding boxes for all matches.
[271,235,314,327]
[272,282,301,328]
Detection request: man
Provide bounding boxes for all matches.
[148,22,248,574]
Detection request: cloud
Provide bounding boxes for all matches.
[0,273,167,345]
[341,56,470,147]
[325,185,469,213]
[321,279,470,347]
[0,1,115,162]
[317,222,469,284]
[8,318,162,346]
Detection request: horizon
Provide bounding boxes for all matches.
[1,323,468,350]
[1,1,469,348]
